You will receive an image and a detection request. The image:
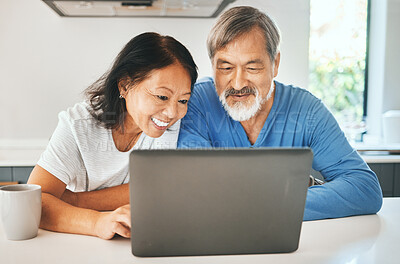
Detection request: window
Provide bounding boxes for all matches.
[308,0,369,141]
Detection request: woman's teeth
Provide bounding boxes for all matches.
[152,117,169,127]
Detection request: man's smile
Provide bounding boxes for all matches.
[229,94,252,101]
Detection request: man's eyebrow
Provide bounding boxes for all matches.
[216,59,232,65]
[246,59,264,64]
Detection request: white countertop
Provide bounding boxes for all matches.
[1,198,400,264]
[0,139,47,166]
[361,154,400,163]
[0,149,45,166]
[0,139,399,166]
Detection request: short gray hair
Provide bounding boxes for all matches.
[207,6,281,62]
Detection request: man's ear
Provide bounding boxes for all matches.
[273,52,281,78]
[211,57,217,79]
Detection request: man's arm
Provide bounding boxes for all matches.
[303,100,383,220]
[61,183,129,211]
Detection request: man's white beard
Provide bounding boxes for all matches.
[219,81,275,122]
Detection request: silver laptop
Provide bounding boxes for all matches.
[129,148,313,257]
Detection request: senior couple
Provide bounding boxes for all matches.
[28,6,382,239]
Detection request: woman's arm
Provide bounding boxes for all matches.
[61,184,129,211]
[28,165,131,239]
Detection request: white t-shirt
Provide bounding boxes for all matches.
[37,102,179,192]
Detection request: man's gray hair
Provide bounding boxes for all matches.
[207,6,281,62]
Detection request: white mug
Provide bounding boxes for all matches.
[0,184,42,240]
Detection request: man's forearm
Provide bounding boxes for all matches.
[62,183,129,211]
[303,175,382,221]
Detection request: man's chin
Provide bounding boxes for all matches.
[220,93,263,122]
[224,104,260,122]
[226,97,254,108]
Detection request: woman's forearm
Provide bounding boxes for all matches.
[61,184,129,211]
[41,192,101,236]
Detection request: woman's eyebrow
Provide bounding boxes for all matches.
[156,87,191,96]
[154,86,173,93]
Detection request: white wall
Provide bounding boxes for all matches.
[367,0,400,138]
[383,0,400,112]
[0,0,310,140]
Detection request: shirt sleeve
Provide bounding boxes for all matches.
[37,110,86,188]
[304,99,383,220]
[178,88,213,149]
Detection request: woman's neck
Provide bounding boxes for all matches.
[112,115,142,152]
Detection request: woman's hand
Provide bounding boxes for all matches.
[94,204,131,240]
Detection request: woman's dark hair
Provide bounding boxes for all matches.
[85,32,198,130]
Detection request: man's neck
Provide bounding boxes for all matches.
[240,90,275,145]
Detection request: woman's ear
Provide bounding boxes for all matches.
[118,78,130,97]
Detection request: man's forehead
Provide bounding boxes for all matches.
[213,28,268,62]
[215,57,265,65]
[214,46,269,65]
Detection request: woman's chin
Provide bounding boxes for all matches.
[143,127,167,139]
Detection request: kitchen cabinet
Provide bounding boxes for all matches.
[394,164,400,197]
[311,162,400,198]
[369,164,394,196]
[0,167,34,185]
[1,163,400,197]
[0,167,12,183]
[13,167,34,184]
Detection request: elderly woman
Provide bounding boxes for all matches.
[28,32,198,239]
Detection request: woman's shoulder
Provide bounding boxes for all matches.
[60,101,92,120]
[57,101,97,123]
[58,101,104,132]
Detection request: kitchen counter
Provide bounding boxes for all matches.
[0,149,44,166]
[0,139,47,166]
[0,139,400,166]
[1,198,400,264]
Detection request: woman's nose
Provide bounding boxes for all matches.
[163,101,178,119]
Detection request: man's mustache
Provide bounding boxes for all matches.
[224,87,256,97]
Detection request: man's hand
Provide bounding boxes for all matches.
[309,175,324,186]
[94,204,131,240]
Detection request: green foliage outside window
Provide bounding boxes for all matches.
[309,0,368,139]
[308,57,365,123]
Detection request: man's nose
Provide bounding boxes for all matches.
[232,68,248,90]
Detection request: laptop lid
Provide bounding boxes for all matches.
[129,148,313,257]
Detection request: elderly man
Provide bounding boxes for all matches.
[178,6,382,220]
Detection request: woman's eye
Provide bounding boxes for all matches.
[179,99,188,104]
[157,95,168,101]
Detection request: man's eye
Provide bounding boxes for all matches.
[179,99,188,104]
[248,67,261,72]
[218,67,232,71]
[157,95,168,101]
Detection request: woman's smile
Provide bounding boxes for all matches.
[151,117,170,130]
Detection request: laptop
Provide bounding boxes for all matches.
[129,148,313,257]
